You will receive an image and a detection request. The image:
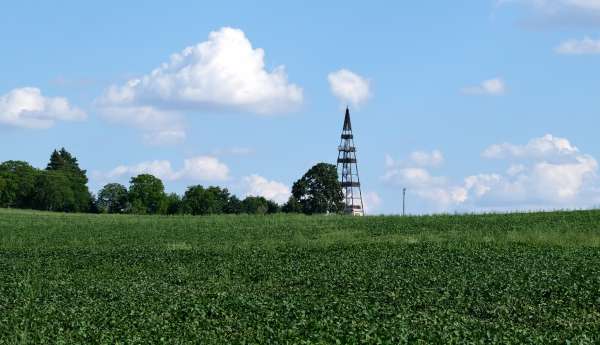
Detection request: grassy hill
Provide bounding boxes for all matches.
[1,208,600,344]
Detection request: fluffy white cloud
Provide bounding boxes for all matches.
[99,156,229,182]
[363,191,383,214]
[0,87,86,129]
[328,69,371,107]
[556,37,600,54]
[461,78,506,96]
[242,174,290,204]
[384,134,600,212]
[97,27,303,143]
[482,134,579,160]
[383,155,467,210]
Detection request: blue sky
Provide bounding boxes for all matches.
[1,0,600,214]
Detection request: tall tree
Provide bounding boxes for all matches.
[128,174,166,214]
[97,183,129,213]
[31,171,76,212]
[45,148,92,212]
[0,161,39,208]
[291,163,344,214]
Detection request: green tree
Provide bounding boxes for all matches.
[165,193,182,215]
[266,199,280,214]
[0,161,39,208]
[291,163,344,214]
[46,148,92,212]
[0,176,7,207]
[282,196,303,213]
[224,195,242,214]
[182,185,230,215]
[241,196,269,215]
[128,174,166,214]
[31,171,76,212]
[97,183,129,213]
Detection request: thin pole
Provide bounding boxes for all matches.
[402,188,406,216]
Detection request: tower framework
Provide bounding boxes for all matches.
[337,108,364,216]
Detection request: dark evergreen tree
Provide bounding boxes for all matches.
[45,148,92,212]
[291,163,344,214]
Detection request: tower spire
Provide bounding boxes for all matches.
[337,107,364,216]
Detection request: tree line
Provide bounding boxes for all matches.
[0,148,345,215]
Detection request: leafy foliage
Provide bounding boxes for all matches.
[128,174,166,214]
[182,185,231,215]
[241,196,269,214]
[97,183,129,213]
[0,161,38,208]
[291,162,344,214]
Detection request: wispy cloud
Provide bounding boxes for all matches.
[461,78,506,96]
[555,37,600,54]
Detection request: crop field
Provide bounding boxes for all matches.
[1,209,600,344]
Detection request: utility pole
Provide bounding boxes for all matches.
[402,188,406,216]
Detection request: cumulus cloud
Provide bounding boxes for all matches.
[461,78,506,96]
[328,69,371,107]
[0,87,86,129]
[384,134,600,212]
[242,174,290,204]
[97,156,230,182]
[482,134,579,160]
[97,27,303,143]
[555,37,600,54]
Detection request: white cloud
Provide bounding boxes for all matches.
[98,156,229,182]
[242,174,290,204]
[409,150,444,167]
[497,0,600,25]
[211,147,255,156]
[482,134,579,160]
[179,156,230,181]
[461,78,506,96]
[556,37,600,54]
[363,191,383,214]
[97,27,303,143]
[384,134,600,212]
[0,87,86,129]
[328,69,371,107]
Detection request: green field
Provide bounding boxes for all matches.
[1,209,600,344]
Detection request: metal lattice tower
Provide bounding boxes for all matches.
[337,107,365,216]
